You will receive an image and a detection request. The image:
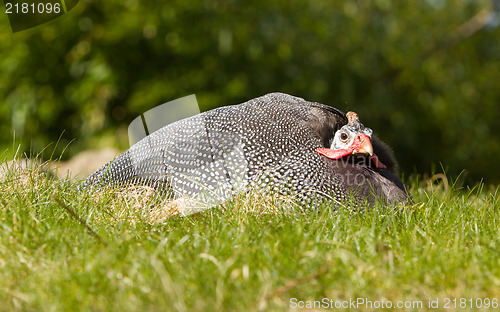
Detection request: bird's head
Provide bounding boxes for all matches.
[317,111,386,169]
[331,111,374,155]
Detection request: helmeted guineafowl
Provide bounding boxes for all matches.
[80,93,408,209]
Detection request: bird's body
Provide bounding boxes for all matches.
[81,93,407,209]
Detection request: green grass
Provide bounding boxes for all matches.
[1,162,500,311]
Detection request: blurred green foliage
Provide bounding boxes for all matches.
[0,0,499,183]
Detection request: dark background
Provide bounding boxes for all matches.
[1,0,499,184]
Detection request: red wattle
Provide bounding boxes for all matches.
[316,148,352,159]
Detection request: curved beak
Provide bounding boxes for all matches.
[351,133,373,156]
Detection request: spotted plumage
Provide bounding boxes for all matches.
[80,93,407,209]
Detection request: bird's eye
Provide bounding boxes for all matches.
[340,132,349,142]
